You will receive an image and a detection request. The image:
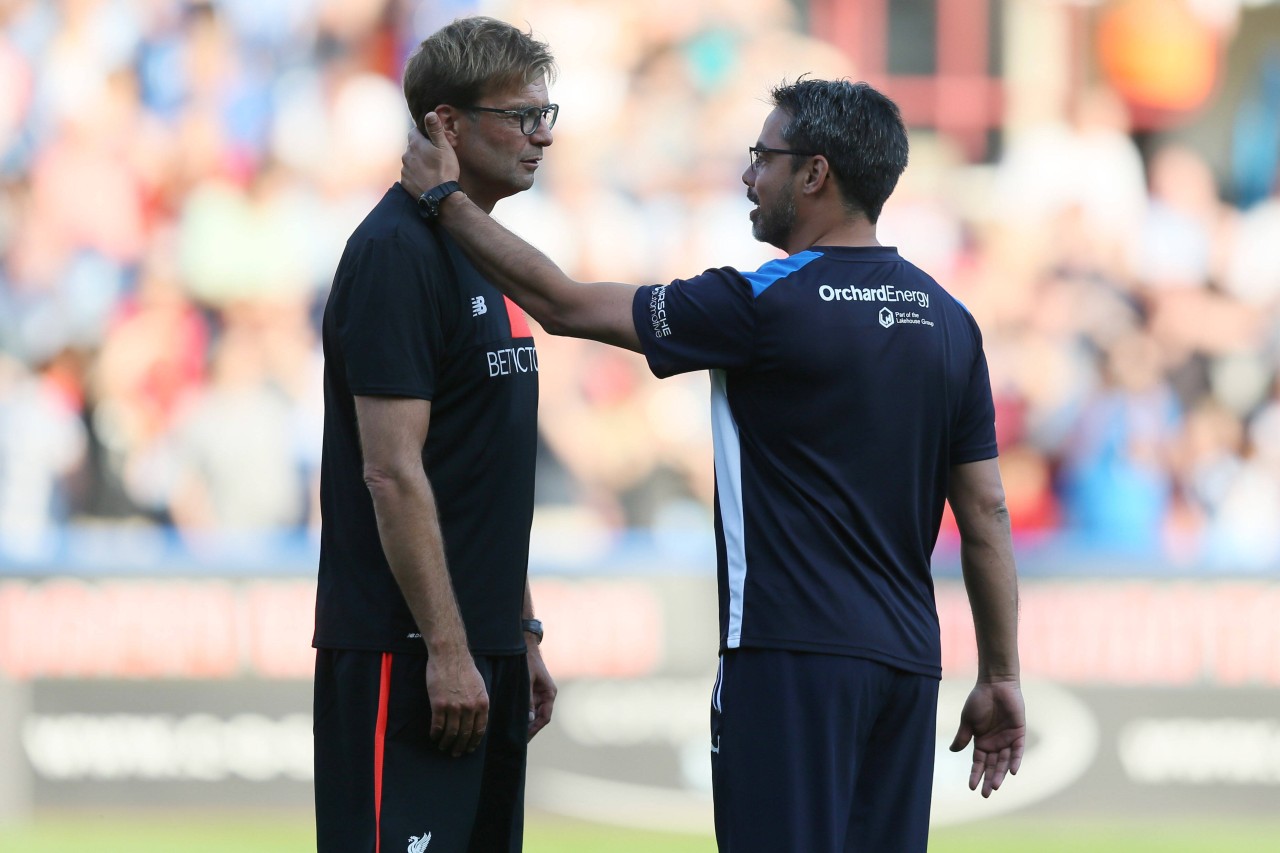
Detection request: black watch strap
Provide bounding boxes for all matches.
[417,180,461,220]
[521,618,543,644]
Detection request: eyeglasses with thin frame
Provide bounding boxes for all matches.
[748,145,817,171]
[468,103,559,135]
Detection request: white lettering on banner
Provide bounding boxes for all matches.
[0,578,655,681]
[486,345,539,377]
[6,578,1280,686]
[649,286,671,338]
[21,713,314,781]
[818,283,930,309]
[1119,718,1280,784]
[0,579,316,680]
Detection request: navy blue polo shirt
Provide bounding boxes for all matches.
[632,246,997,678]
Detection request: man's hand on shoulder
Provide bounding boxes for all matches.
[402,114,460,199]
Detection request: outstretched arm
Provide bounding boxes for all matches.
[947,457,1025,797]
[402,117,641,351]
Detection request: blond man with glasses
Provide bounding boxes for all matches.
[314,17,558,853]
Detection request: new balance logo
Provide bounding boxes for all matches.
[408,831,432,852]
[471,296,487,316]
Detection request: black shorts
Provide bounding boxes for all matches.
[314,649,530,853]
[710,648,939,853]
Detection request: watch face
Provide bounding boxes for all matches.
[418,182,456,220]
[418,192,439,220]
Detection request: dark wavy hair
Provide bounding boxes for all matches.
[770,78,909,223]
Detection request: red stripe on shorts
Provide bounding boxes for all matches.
[374,652,393,853]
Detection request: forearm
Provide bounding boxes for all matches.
[521,579,546,652]
[521,575,555,738]
[438,193,641,350]
[440,193,575,323]
[522,579,535,621]
[367,469,469,656]
[959,504,1020,681]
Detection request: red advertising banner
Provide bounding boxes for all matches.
[0,577,669,681]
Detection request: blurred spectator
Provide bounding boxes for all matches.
[1223,189,1280,307]
[1198,388,1280,569]
[1132,143,1225,290]
[0,354,86,558]
[2,0,1280,572]
[1230,49,1280,208]
[168,319,305,534]
[996,85,1148,260]
[1057,332,1182,553]
[82,233,205,519]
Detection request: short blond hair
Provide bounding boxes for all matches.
[403,17,556,133]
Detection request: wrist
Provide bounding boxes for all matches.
[439,189,467,218]
[521,618,543,645]
[977,667,1020,684]
[424,633,469,659]
[416,180,462,220]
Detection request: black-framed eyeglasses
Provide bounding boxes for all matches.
[748,145,817,171]
[468,103,559,135]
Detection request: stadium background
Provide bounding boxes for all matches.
[3,0,1280,849]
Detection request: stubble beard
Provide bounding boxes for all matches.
[752,192,797,250]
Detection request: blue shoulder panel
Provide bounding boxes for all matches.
[740,250,824,297]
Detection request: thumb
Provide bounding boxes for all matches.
[423,111,447,146]
[949,721,973,753]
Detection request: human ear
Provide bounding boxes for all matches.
[802,155,831,196]
[429,105,463,146]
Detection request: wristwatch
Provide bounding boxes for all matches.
[521,618,544,645]
[416,180,461,220]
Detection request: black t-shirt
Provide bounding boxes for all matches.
[314,185,539,655]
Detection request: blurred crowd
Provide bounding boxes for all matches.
[2,0,1278,571]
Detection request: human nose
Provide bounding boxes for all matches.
[530,119,553,147]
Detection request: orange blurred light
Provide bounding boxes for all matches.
[1097,0,1218,113]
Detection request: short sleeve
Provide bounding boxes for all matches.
[333,235,451,400]
[949,327,999,464]
[632,268,758,378]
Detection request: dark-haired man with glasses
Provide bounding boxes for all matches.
[314,16,558,853]
[401,76,1025,853]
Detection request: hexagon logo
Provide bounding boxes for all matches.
[879,307,894,328]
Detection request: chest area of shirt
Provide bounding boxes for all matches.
[445,279,539,383]
[432,236,535,374]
